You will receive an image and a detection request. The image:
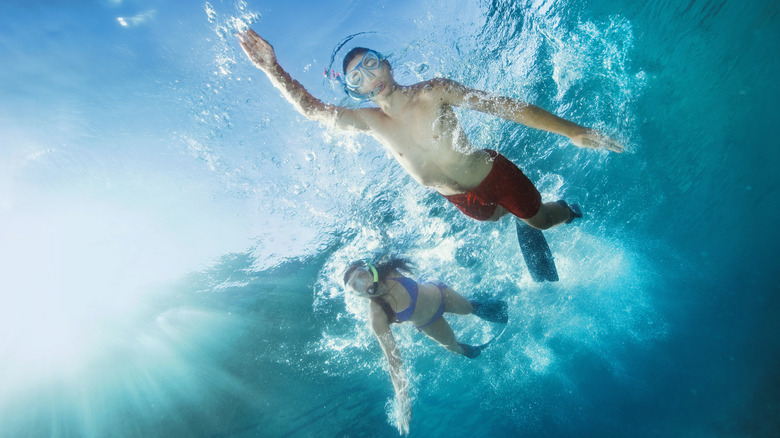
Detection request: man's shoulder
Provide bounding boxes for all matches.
[412,77,456,90]
[408,78,459,102]
[352,106,383,120]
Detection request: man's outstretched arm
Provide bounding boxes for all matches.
[433,78,624,152]
[237,29,368,131]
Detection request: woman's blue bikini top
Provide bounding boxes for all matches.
[371,276,418,324]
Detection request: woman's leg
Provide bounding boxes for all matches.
[423,287,499,358]
[438,285,508,323]
[419,317,466,355]
[440,286,474,315]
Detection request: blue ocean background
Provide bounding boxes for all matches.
[1,0,778,436]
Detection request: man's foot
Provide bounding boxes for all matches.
[557,200,583,224]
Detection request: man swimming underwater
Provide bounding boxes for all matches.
[237,29,623,230]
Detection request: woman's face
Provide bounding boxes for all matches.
[345,267,374,296]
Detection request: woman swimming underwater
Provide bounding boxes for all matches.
[342,256,508,434]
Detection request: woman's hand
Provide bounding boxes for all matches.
[372,310,412,435]
[570,129,624,153]
[394,389,411,435]
[237,29,277,70]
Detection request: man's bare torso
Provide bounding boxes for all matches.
[357,81,494,196]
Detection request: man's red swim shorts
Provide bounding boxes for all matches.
[442,149,542,221]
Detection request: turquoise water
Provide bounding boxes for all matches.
[1,0,778,436]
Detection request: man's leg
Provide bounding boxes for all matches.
[487,206,507,221]
[454,153,580,228]
[521,201,573,230]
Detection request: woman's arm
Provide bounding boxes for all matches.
[431,78,624,152]
[370,303,411,435]
[237,29,369,131]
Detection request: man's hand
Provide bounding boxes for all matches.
[570,129,624,153]
[237,29,277,70]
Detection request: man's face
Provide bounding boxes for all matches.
[345,50,390,98]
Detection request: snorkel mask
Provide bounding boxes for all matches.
[342,50,386,100]
[324,34,388,101]
[324,50,386,101]
[344,260,380,296]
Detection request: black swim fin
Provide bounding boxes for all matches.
[470,298,509,324]
[458,326,507,359]
[515,220,559,282]
[458,342,484,359]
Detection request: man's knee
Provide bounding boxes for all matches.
[487,206,507,222]
[522,203,559,230]
[522,214,553,230]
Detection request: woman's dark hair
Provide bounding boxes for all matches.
[342,255,414,286]
[375,256,414,280]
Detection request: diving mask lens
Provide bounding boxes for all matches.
[346,263,380,296]
[361,51,380,68]
[344,51,382,91]
[345,70,363,89]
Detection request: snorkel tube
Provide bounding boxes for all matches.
[365,261,380,296]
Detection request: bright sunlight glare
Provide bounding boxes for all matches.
[0,175,249,387]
